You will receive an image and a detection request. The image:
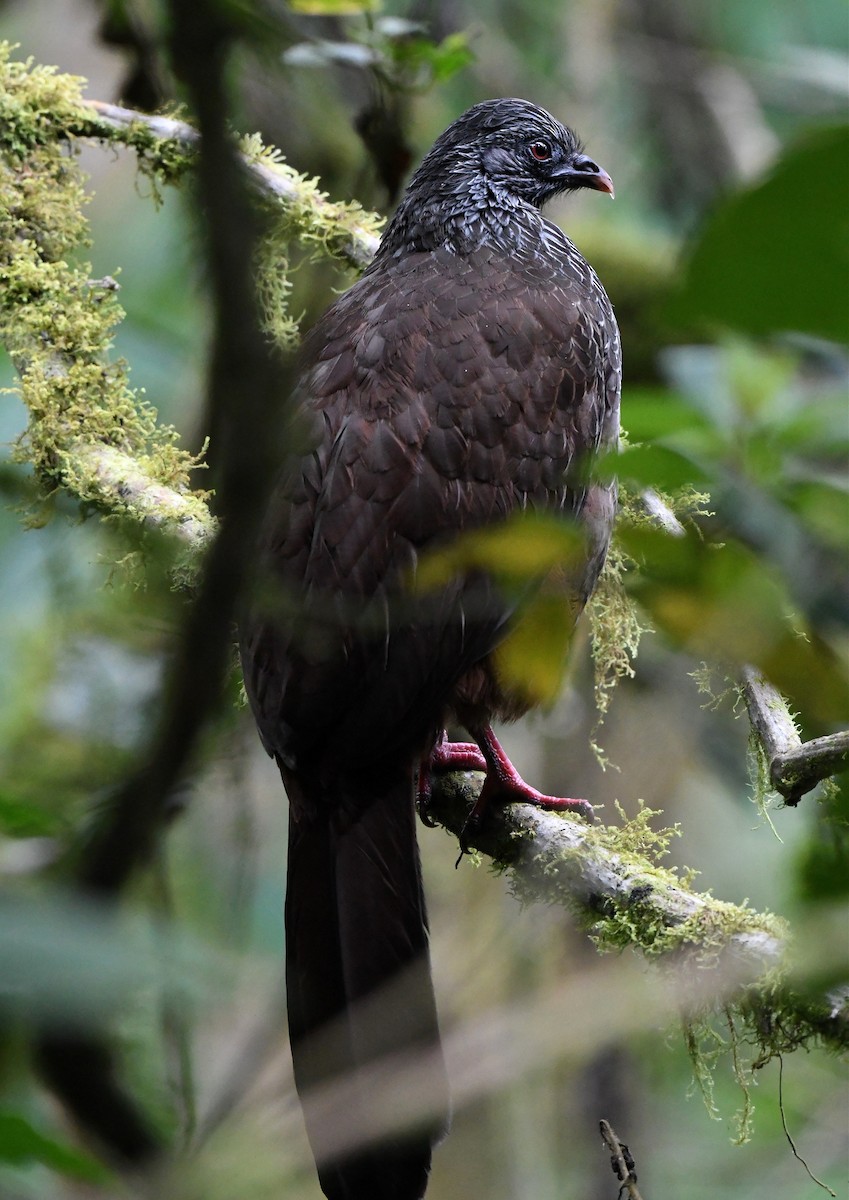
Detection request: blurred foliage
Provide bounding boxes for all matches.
[283,16,474,91]
[0,2,847,1198]
[0,1112,110,1183]
[673,124,849,344]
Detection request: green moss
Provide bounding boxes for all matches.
[0,43,208,549]
[587,481,713,756]
[586,539,645,759]
[239,131,384,268]
[0,45,390,562]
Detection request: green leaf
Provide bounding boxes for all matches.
[671,125,849,344]
[412,512,586,593]
[611,443,709,490]
[388,32,475,85]
[493,591,576,707]
[795,775,849,902]
[0,1111,110,1181]
[0,790,59,837]
[622,390,711,442]
[620,527,848,728]
[283,40,379,68]
[287,0,378,13]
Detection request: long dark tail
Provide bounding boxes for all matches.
[283,767,448,1200]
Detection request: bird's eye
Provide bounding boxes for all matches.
[529,140,552,161]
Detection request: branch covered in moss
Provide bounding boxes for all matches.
[0,47,214,549]
[426,771,847,1057]
[0,45,383,555]
[81,101,382,271]
[427,772,785,973]
[743,666,849,805]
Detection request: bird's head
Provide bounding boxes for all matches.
[414,98,614,210]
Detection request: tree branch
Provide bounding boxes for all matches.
[79,99,382,272]
[599,1120,644,1200]
[426,772,784,975]
[425,772,849,1057]
[742,665,849,805]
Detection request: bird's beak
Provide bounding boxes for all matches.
[552,154,615,198]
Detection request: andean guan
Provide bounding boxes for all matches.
[239,98,621,1200]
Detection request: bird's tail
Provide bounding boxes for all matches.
[282,766,448,1200]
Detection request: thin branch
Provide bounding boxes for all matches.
[742,666,849,805]
[599,1120,644,1200]
[778,1056,837,1197]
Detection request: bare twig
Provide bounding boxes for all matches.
[778,1056,837,1197]
[599,1120,644,1200]
[742,666,849,805]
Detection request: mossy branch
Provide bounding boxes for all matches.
[426,770,848,1061]
[428,773,785,974]
[0,45,383,559]
[0,47,215,550]
[80,101,382,271]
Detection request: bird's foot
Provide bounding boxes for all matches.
[465,724,595,829]
[420,726,593,858]
[416,733,487,825]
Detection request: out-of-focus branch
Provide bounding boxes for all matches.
[742,665,849,805]
[26,7,288,1160]
[599,1120,644,1200]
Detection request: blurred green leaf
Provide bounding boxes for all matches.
[0,1111,111,1181]
[785,479,849,552]
[621,527,848,727]
[795,776,849,901]
[671,125,849,343]
[389,32,475,83]
[0,790,59,837]
[494,591,576,707]
[287,0,378,13]
[611,443,710,489]
[283,40,379,68]
[622,390,712,442]
[412,511,585,593]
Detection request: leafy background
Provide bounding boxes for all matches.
[0,0,846,1197]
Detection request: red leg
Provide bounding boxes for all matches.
[419,727,594,835]
[467,723,594,825]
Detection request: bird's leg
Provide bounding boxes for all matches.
[465,723,594,830]
[420,727,593,849]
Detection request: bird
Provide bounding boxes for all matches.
[239,97,621,1200]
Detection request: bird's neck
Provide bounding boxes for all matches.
[376,173,548,260]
